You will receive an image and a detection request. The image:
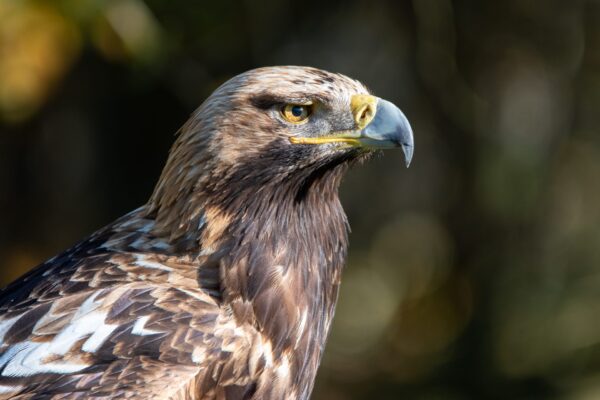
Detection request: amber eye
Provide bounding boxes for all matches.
[281,104,311,124]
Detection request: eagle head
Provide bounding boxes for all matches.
[148,66,413,238]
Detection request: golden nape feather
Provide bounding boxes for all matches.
[0,66,413,400]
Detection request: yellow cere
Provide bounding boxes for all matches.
[350,94,377,129]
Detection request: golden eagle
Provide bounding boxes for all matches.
[0,66,413,399]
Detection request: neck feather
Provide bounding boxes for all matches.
[142,140,359,393]
[216,164,350,393]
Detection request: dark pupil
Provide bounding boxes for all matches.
[291,106,304,117]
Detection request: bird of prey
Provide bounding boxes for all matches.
[0,66,413,399]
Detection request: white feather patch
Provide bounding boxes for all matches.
[81,321,118,353]
[294,310,308,348]
[134,256,173,272]
[1,342,89,377]
[0,290,114,377]
[198,247,214,256]
[50,297,110,355]
[0,384,21,394]
[192,347,205,363]
[276,354,290,379]
[131,315,162,336]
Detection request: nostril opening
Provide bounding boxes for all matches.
[357,104,374,126]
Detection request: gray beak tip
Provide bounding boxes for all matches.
[402,144,414,168]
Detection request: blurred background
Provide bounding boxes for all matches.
[1,0,599,398]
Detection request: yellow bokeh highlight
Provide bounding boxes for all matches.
[0,1,81,123]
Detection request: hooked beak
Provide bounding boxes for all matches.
[289,95,414,167]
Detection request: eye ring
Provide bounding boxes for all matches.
[281,104,311,124]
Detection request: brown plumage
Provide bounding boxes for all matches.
[0,66,413,399]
